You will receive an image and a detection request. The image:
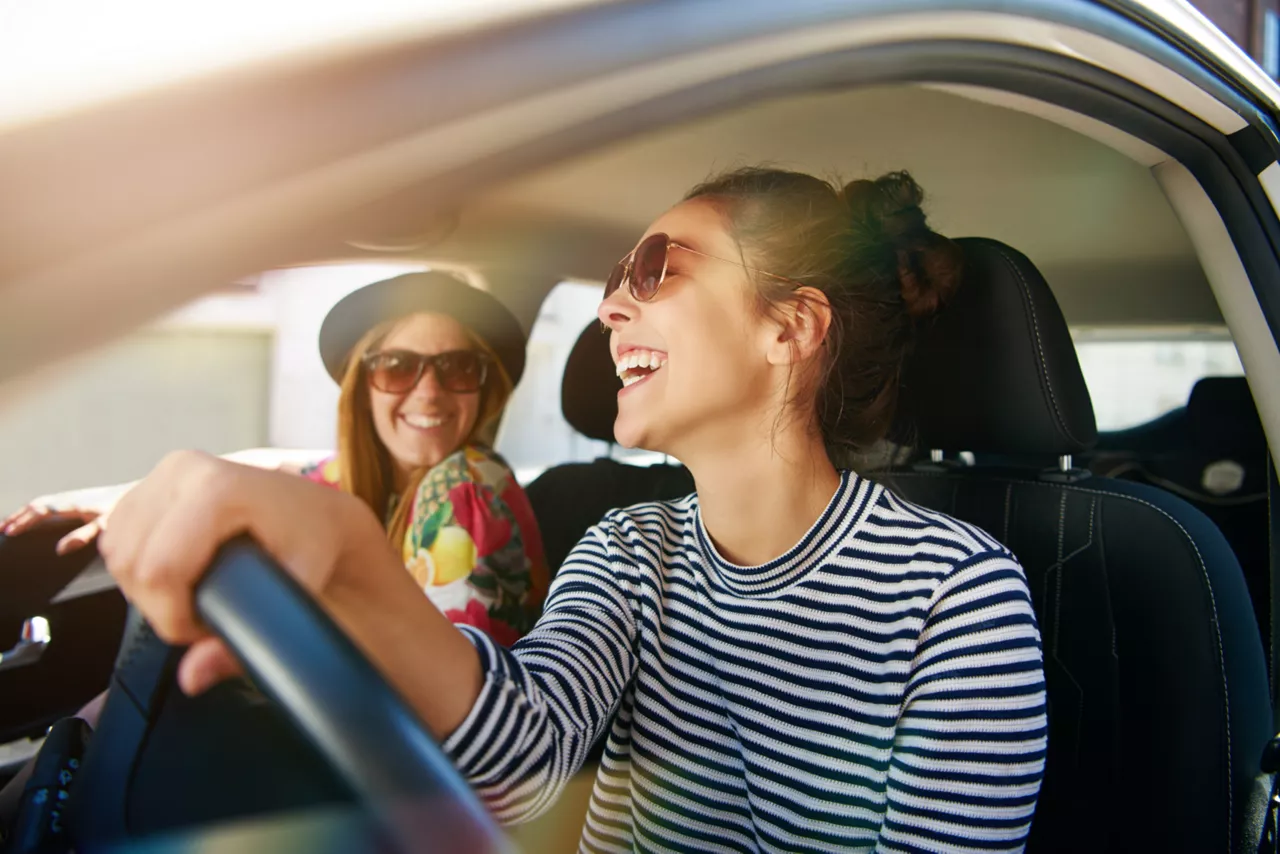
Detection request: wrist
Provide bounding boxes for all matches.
[326,492,395,598]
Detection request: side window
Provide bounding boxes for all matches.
[496,281,665,482]
[1072,331,1245,431]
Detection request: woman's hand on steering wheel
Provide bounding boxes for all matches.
[99,450,391,697]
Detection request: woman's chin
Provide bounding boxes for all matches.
[612,416,664,455]
[611,417,641,450]
[389,441,453,475]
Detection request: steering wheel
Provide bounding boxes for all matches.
[64,537,510,854]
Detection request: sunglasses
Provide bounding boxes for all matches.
[604,231,804,303]
[362,349,489,394]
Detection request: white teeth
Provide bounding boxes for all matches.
[403,414,445,429]
[614,349,667,377]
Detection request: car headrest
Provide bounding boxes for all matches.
[1187,376,1265,455]
[563,321,620,443]
[561,237,1098,456]
[895,237,1097,456]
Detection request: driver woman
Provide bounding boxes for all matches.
[98,168,1047,851]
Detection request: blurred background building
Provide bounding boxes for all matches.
[1193,0,1280,74]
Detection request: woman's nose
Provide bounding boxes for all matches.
[409,364,447,398]
[597,286,637,331]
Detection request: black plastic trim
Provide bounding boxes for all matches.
[1099,0,1280,148]
[1271,456,1280,729]
[1233,126,1278,176]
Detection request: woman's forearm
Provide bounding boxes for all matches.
[321,551,484,739]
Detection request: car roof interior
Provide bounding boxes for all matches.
[354,82,1222,331]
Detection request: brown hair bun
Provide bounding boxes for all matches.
[842,171,963,318]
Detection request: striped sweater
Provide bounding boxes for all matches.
[444,472,1047,852]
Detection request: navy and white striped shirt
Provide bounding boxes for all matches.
[444,472,1047,852]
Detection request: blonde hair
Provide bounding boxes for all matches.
[334,314,515,548]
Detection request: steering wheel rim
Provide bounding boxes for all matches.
[69,536,509,854]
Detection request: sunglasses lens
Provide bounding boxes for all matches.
[435,351,486,392]
[367,352,422,394]
[604,259,627,300]
[631,233,668,301]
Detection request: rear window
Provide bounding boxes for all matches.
[1072,330,1245,432]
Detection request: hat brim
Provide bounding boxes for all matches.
[318,272,527,386]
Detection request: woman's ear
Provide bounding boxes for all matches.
[765,287,832,366]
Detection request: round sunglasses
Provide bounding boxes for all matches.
[604,231,804,303]
[362,349,489,394]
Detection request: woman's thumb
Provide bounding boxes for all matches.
[177,637,243,695]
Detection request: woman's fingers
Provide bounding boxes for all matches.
[3,505,101,538]
[178,637,243,696]
[55,518,104,555]
[99,449,392,690]
[2,504,50,536]
[100,451,234,647]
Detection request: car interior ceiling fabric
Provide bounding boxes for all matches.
[526,236,1273,853]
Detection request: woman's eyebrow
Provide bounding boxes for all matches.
[670,236,710,257]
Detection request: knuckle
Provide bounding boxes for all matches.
[147,599,190,643]
[96,528,117,560]
[158,448,206,476]
[134,556,171,590]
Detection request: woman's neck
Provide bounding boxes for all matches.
[685,426,841,567]
[390,460,413,494]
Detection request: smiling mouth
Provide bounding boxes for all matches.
[615,349,667,388]
[401,413,447,430]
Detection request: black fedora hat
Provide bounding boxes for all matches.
[318,271,527,386]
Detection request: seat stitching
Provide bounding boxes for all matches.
[988,244,1083,449]
[1058,495,1098,568]
[1044,493,1098,771]
[1041,499,1087,770]
[889,471,1234,840]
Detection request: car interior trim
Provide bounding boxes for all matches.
[923,81,1170,164]
[1156,161,1280,474]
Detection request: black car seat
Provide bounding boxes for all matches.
[1086,375,1270,655]
[881,237,1271,853]
[525,322,692,575]
[524,237,1272,853]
